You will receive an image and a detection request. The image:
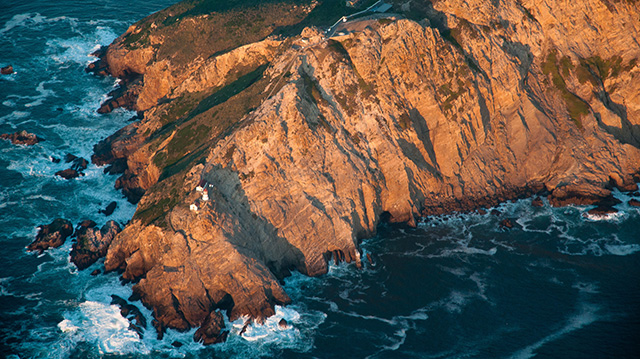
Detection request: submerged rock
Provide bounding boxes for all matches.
[111,295,147,338]
[629,199,640,207]
[1,130,43,146]
[71,220,121,269]
[531,197,544,208]
[499,219,514,229]
[27,218,73,253]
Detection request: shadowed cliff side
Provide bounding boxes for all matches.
[91,0,640,343]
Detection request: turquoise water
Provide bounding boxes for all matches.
[1,1,639,358]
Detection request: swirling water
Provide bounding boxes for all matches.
[1,1,639,358]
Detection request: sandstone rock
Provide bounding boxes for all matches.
[278,318,288,329]
[27,219,73,253]
[0,130,43,145]
[91,269,101,276]
[71,220,121,270]
[629,199,640,207]
[1,65,13,75]
[585,205,618,217]
[193,311,228,345]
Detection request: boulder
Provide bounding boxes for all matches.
[1,65,13,75]
[0,130,44,145]
[585,205,618,217]
[278,318,288,329]
[99,201,118,216]
[70,220,122,269]
[194,311,228,345]
[629,199,640,207]
[27,218,73,253]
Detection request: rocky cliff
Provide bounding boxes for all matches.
[89,0,640,343]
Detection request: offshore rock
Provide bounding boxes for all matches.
[1,65,13,75]
[97,0,640,342]
[1,130,43,146]
[27,218,73,253]
[71,220,121,270]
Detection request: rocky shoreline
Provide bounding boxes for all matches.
[31,0,640,345]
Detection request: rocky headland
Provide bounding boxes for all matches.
[81,0,640,343]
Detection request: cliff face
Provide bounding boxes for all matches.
[92,0,640,342]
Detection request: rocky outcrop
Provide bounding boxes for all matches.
[1,130,43,145]
[1,65,13,75]
[70,220,121,269]
[55,154,89,179]
[93,0,640,344]
[27,219,73,253]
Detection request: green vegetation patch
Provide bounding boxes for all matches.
[542,50,589,128]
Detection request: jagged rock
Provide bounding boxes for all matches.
[99,201,118,216]
[193,311,228,345]
[499,219,514,229]
[71,220,121,270]
[1,130,43,145]
[629,199,640,207]
[91,269,101,276]
[278,318,288,329]
[51,156,61,163]
[27,219,73,253]
[111,295,147,338]
[1,65,13,75]
[55,168,81,179]
[97,0,640,341]
[531,197,544,208]
[56,154,89,179]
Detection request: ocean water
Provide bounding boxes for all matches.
[1,1,639,358]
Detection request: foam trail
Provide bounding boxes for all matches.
[509,303,599,359]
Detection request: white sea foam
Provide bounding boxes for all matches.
[509,302,600,359]
[47,26,118,66]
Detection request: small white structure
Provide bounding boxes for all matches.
[196,179,207,192]
[190,203,198,212]
[202,189,209,201]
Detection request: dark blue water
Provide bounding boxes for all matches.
[1,2,639,358]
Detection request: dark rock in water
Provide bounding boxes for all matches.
[499,219,514,229]
[239,319,251,336]
[91,269,101,276]
[1,65,13,75]
[278,318,288,329]
[477,209,487,215]
[99,201,118,216]
[194,311,228,345]
[71,220,122,270]
[366,252,374,266]
[585,205,618,218]
[55,168,81,179]
[171,341,183,348]
[111,295,147,338]
[51,156,61,163]
[629,199,640,207]
[631,191,640,197]
[490,209,501,216]
[531,197,544,207]
[57,154,89,179]
[27,218,73,253]
[1,130,44,145]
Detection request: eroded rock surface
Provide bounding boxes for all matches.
[1,130,43,146]
[27,218,73,253]
[93,0,640,342]
[71,220,122,269]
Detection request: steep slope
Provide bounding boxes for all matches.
[92,0,640,342]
